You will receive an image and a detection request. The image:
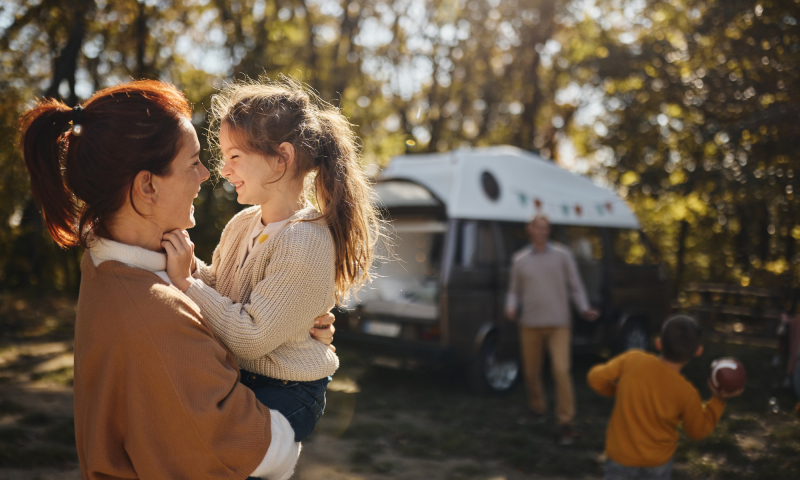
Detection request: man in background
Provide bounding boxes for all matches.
[505,214,600,445]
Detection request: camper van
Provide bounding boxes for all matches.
[335,146,669,393]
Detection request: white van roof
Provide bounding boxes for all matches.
[378,145,639,228]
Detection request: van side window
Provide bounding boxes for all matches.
[476,221,497,265]
[564,226,604,303]
[611,229,651,265]
[563,227,604,261]
[456,221,497,266]
[457,221,477,267]
[499,222,529,261]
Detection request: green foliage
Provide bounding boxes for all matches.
[576,0,800,292]
[0,0,797,294]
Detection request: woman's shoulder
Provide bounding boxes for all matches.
[79,264,206,348]
[91,263,200,318]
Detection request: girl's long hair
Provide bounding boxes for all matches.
[209,76,384,305]
[19,80,193,248]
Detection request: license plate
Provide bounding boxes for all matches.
[362,320,402,338]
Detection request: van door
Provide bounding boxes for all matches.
[562,226,606,347]
[496,222,529,359]
[445,220,501,361]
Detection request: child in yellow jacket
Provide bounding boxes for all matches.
[587,315,743,480]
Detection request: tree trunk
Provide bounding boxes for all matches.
[44,1,89,104]
[135,1,148,77]
[12,0,93,292]
[674,220,689,297]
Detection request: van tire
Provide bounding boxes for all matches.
[619,318,649,352]
[468,333,520,394]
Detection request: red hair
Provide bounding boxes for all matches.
[19,80,192,248]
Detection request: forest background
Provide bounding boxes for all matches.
[1,0,798,304]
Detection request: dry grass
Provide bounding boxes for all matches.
[1,295,798,479]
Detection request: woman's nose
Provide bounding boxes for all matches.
[200,163,210,182]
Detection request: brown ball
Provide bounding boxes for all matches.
[710,357,746,394]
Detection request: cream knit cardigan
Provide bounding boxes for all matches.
[186,205,339,381]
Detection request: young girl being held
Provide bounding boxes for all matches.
[162,77,381,443]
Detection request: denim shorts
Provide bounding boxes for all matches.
[240,370,331,442]
[604,458,674,480]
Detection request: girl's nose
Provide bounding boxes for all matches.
[220,162,231,177]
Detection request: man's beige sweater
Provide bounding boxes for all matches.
[506,243,591,328]
[187,205,339,381]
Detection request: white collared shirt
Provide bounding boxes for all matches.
[88,236,172,285]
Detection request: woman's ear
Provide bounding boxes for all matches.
[694,345,704,357]
[277,142,296,168]
[132,170,158,206]
[655,337,662,351]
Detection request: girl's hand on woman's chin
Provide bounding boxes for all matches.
[162,229,196,292]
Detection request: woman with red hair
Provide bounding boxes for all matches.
[19,80,333,480]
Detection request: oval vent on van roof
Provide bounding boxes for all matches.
[481,171,500,201]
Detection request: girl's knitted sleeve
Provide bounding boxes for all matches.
[192,246,220,288]
[184,223,335,361]
[192,209,245,289]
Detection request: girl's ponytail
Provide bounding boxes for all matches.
[19,99,80,248]
[209,76,384,304]
[313,109,381,303]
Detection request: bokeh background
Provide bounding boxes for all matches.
[1,1,800,479]
[1,0,799,296]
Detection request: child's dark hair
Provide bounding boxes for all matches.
[208,75,383,305]
[660,315,701,363]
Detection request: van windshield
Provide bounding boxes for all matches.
[352,220,446,320]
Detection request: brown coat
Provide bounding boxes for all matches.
[74,253,271,480]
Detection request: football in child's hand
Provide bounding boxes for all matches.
[710,357,746,394]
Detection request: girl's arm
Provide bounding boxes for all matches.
[161,229,218,288]
[182,224,335,360]
[193,251,218,288]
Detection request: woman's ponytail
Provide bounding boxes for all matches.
[18,81,193,249]
[19,98,80,248]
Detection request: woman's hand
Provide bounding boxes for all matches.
[310,313,336,352]
[162,229,196,292]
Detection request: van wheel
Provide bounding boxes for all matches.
[620,319,649,351]
[468,333,520,394]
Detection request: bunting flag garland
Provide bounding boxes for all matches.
[510,190,618,220]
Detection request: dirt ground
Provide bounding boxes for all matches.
[1,295,799,479]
